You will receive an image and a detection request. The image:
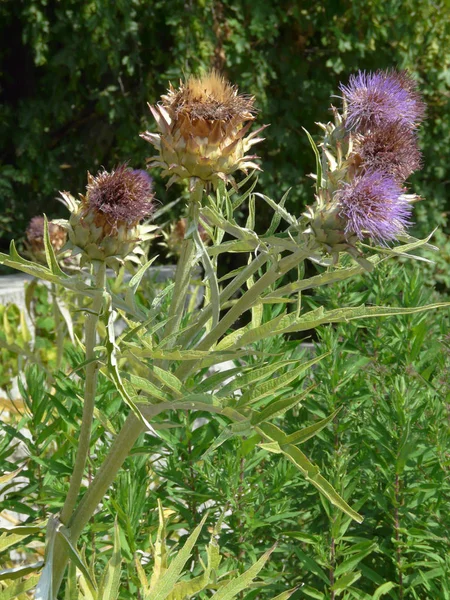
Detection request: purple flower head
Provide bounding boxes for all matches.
[86,165,154,227]
[340,70,425,132]
[353,120,422,182]
[336,170,412,243]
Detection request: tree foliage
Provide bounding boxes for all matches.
[1,0,450,248]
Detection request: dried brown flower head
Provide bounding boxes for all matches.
[65,166,156,265]
[84,166,154,233]
[141,71,267,189]
[26,216,67,254]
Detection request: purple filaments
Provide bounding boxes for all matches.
[87,165,154,225]
[340,70,425,132]
[353,120,422,182]
[336,170,412,243]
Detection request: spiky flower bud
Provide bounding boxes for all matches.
[162,217,210,257]
[63,166,155,266]
[25,216,67,263]
[141,71,266,190]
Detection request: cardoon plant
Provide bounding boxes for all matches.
[0,69,447,599]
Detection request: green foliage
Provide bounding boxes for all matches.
[1,0,450,262]
[1,259,449,598]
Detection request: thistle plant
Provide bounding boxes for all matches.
[0,69,447,599]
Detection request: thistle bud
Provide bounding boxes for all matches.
[26,216,67,263]
[63,166,155,266]
[162,217,210,257]
[141,71,266,190]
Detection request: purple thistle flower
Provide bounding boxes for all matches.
[340,70,425,132]
[336,170,412,243]
[86,165,154,227]
[353,120,422,182]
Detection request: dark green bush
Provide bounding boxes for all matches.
[1,0,450,256]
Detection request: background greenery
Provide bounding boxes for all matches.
[1,0,450,255]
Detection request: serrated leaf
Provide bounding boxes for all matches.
[239,354,327,406]
[217,359,300,398]
[283,407,341,445]
[128,373,172,403]
[254,192,297,226]
[148,514,207,600]
[151,365,184,397]
[167,535,221,600]
[251,384,315,424]
[97,520,122,600]
[282,303,450,334]
[0,575,40,600]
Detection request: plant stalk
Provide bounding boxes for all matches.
[162,187,202,346]
[52,188,203,593]
[176,246,309,380]
[51,283,64,371]
[394,472,404,600]
[60,261,106,524]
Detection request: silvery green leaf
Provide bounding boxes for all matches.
[97,520,121,600]
[208,545,275,600]
[254,192,298,226]
[43,215,67,278]
[148,514,207,600]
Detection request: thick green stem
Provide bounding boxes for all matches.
[69,414,143,539]
[52,284,64,371]
[162,189,202,345]
[52,189,203,593]
[60,261,106,524]
[177,251,269,348]
[51,414,144,592]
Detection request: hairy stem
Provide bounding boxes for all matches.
[52,283,64,371]
[394,473,403,600]
[162,188,202,346]
[60,261,106,524]
[176,247,309,380]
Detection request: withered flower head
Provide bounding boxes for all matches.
[141,71,267,190]
[66,166,156,265]
[351,120,422,182]
[26,216,67,254]
[85,165,154,230]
